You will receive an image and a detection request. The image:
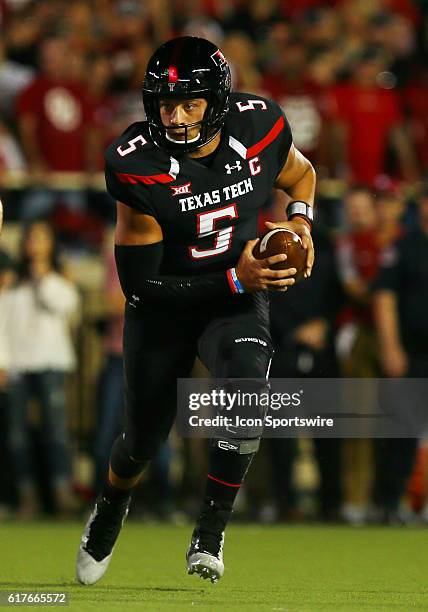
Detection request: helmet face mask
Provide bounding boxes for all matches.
[142,37,231,154]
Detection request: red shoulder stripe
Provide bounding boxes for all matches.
[246,115,285,159]
[116,172,175,185]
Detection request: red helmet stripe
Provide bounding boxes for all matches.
[168,66,178,83]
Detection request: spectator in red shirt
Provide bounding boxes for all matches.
[17,36,97,174]
[337,185,407,524]
[329,47,419,187]
[16,36,101,221]
[336,186,380,525]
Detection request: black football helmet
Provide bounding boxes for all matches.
[142,37,231,153]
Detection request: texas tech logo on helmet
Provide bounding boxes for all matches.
[211,49,227,67]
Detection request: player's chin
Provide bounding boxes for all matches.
[169,130,186,140]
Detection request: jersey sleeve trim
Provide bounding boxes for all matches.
[115,171,175,185]
[246,115,285,159]
[113,155,179,186]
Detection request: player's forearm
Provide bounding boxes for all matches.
[373,290,402,349]
[138,271,232,302]
[115,243,236,304]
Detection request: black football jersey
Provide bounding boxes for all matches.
[105,92,292,275]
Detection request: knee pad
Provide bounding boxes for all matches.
[212,378,270,454]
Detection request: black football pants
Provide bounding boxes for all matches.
[119,292,273,462]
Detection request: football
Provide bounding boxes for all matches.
[253,228,306,281]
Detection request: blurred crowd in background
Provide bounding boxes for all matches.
[0,0,428,525]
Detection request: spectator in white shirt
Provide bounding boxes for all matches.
[1,221,80,518]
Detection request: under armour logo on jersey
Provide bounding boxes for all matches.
[170,182,192,196]
[225,161,242,174]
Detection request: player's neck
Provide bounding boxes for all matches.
[187,131,222,159]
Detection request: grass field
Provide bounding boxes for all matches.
[0,521,427,611]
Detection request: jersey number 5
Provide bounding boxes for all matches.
[236,100,267,112]
[189,204,238,260]
[117,135,147,157]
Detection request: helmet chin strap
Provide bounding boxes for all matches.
[165,131,201,144]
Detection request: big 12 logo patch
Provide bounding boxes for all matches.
[171,182,192,196]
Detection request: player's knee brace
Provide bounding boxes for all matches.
[110,434,148,479]
[212,377,270,455]
[211,341,271,454]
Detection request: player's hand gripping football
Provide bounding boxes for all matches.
[235,240,297,293]
[264,219,314,278]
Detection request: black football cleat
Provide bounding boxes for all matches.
[186,499,230,583]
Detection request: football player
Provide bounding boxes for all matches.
[76,37,315,585]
